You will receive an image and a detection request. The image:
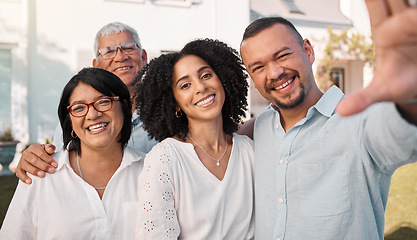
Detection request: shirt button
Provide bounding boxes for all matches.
[276,238,281,240]
[275,124,279,129]
[279,159,284,164]
[279,198,284,204]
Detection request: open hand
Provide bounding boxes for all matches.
[337,0,417,116]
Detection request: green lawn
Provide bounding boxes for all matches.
[384,163,417,239]
[1,164,417,238]
[0,174,18,228]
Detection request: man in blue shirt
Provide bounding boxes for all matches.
[16,22,158,184]
[239,1,417,239]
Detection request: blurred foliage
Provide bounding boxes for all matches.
[315,27,375,92]
[0,129,14,142]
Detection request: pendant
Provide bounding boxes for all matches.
[216,161,220,167]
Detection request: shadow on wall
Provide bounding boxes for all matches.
[26,10,74,142]
[32,49,74,136]
[0,17,73,170]
[3,17,73,131]
[385,224,417,240]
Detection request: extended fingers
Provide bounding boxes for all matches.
[336,80,386,116]
[336,90,373,116]
[387,0,408,13]
[365,0,410,29]
[365,0,389,29]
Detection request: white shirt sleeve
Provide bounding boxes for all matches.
[0,182,37,240]
[136,144,180,239]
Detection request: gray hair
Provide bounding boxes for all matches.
[94,22,142,58]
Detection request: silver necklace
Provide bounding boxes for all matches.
[188,134,228,167]
[76,154,106,190]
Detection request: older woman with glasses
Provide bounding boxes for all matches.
[0,68,142,239]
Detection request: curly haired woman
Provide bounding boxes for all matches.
[134,39,254,239]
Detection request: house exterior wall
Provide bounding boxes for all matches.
[0,0,30,153]
[340,0,373,87]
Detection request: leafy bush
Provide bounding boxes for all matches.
[0,129,14,142]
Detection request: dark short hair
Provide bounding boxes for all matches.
[242,17,304,46]
[134,39,248,141]
[57,67,132,153]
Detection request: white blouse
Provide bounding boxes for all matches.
[136,133,254,239]
[0,147,142,240]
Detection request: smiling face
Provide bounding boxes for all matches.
[92,31,147,94]
[240,23,317,110]
[69,82,124,151]
[172,55,225,123]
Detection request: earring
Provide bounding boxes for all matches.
[175,110,182,118]
[71,130,77,139]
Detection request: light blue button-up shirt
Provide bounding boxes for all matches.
[254,86,417,240]
[127,111,158,155]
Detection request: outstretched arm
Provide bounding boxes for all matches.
[337,0,417,124]
[15,144,57,184]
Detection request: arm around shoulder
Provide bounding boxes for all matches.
[15,144,57,184]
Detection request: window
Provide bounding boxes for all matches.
[105,0,145,3]
[0,49,12,133]
[330,68,345,91]
[151,0,201,7]
[105,0,202,5]
[281,0,304,14]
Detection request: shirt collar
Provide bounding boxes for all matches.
[269,85,344,118]
[119,147,143,169]
[55,151,70,172]
[131,111,141,127]
[311,85,344,118]
[54,147,142,172]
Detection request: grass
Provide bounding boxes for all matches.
[0,164,416,238]
[0,174,18,228]
[384,163,417,239]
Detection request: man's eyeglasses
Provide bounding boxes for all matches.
[97,42,139,60]
[67,96,119,117]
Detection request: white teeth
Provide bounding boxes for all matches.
[88,123,108,131]
[196,95,215,106]
[115,66,131,71]
[276,78,294,90]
